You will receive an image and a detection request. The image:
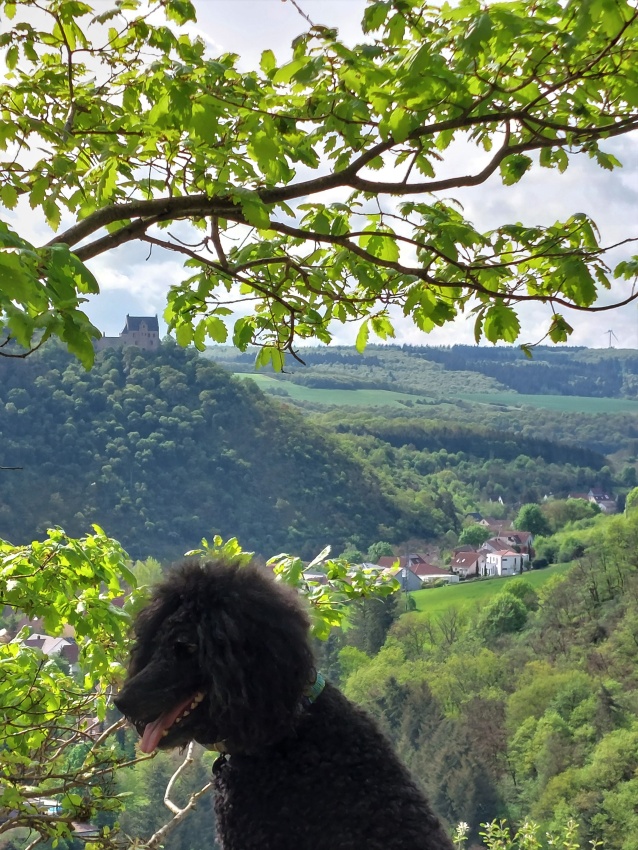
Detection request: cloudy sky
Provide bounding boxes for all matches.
[55,1,638,348]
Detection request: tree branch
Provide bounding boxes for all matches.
[138,745,213,850]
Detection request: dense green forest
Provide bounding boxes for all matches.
[0,342,629,561]
[329,508,638,848]
[0,342,409,560]
[403,345,638,398]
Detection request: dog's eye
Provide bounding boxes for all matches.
[174,640,197,655]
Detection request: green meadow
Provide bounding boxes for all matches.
[235,374,637,415]
[236,373,434,407]
[458,391,638,414]
[407,562,572,618]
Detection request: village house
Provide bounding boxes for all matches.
[450,527,534,579]
[478,517,510,534]
[450,550,482,579]
[377,554,458,586]
[23,633,79,668]
[484,549,529,577]
[568,488,618,514]
[482,531,534,555]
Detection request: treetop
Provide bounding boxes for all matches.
[0,0,637,367]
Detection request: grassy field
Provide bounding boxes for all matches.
[235,374,637,415]
[458,391,638,414]
[236,373,434,408]
[407,563,572,618]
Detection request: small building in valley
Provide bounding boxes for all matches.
[377,555,459,587]
[484,549,529,577]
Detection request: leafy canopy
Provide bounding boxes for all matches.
[0,0,637,367]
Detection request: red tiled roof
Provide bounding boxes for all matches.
[377,554,428,569]
[410,562,450,577]
[451,553,480,567]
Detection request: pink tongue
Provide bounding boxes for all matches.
[139,695,198,754]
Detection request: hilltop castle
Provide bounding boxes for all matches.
[95,315,160,352]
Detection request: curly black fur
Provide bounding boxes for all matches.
[114,559,455,850]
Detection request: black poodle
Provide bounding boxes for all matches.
[114,559,455,850]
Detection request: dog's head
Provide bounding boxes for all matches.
[114,559,315,754]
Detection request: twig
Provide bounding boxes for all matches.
[283,0,314,27]
[143,770,213,849]
[163,741,196,815]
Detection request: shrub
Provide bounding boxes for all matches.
[477,592,528,640]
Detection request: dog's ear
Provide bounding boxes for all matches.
[196,574,314,752]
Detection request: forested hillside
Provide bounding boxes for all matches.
[207,344,638,401]
[404,345,638,398]
[327,414,612,513]
[332,508,638,848]
[0,342,408,560]
[208,345,638,456]
[0,341,629,561]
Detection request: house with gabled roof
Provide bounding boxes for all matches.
[23,633,79,666]
[450,551,481,579]
[568,488,618,514]
[377,554,458,586]
[485,549,529,577]
[377,553,430,571]
[482,531,534,556]
[478,517,510,534]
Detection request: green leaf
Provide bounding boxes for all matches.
[359,230,400,262]
[234,191,271,229]
[204,315,228,344]
[0,184,18,210]
[355,319,369,353]
[594,150,622,171]
[500,154,533,186]
[548,313,573,343]
[164,0,196,24]
[175,322,193,346]
[5,45,18,69]
[407,43,433,76]
[0,253,29,301]
[272,58,308,84]
[386,106,412,143]
[255,345,284,371]
[29,177,49,208]
[462,13,493,56]
[248,132,281,175]
[363,2,389,32]
[370,314,395,341]
[233,316,255,349]
[42,197,61,230]
[260,49,276,74]
[483,304,521,343]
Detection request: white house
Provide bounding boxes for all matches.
[484,550,529,577]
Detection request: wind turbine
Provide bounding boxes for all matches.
[605,329,618,348]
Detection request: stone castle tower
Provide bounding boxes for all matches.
[95,315,160,352]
